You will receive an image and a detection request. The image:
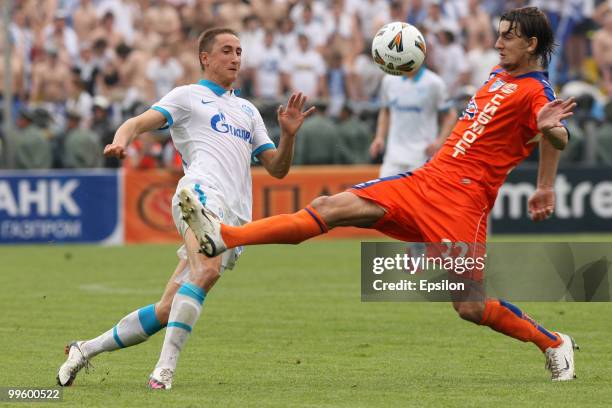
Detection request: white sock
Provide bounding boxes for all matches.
[81,304,164,359]
[155,281,205,372]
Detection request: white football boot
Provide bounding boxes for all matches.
[544,333,579,381]
[147,367,174,390]
[57,341,91,386]
[178,188,226,257]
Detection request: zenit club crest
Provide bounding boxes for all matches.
[388,31,403,52]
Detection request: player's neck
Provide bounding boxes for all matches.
[504,60,543,77]
[202,74,233,91]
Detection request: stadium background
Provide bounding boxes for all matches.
[1,0,612,243]
[0,1,611,406]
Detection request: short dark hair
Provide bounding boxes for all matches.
[197,28,238,70]
[500,7,556,68]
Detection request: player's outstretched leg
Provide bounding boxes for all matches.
[456,299,578,381]
[180,189,384,257]
[179,188,228,257]
[56,260,186,386]
[148,230,221,390]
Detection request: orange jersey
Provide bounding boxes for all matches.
[423,66,557,207]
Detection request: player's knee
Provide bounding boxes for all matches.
[155,301,172,325]
[453,302,484,324]
[311,195,331,213]
[190,264,221,288]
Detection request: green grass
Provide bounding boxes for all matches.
[1,238,611,407]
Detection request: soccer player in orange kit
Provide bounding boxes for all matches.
[179,7,578,381]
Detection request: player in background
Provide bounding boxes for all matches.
[185,8,579,381]
[56,28,314,389]
[370,65,457,176]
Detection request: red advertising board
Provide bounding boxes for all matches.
[125,166,384,243]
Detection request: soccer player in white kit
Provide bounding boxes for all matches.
[56,28,315,390]
[369,66,457,177]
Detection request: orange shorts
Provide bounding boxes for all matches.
[349,170,489,244]
[350,170,489,283]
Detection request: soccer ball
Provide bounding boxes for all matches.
[371,22,426,76]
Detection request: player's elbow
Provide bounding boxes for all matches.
[270,168,288,179]
[265,163,288,179]
[544,128,569,150]
[550,134,568,150]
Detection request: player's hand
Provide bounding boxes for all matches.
[537,97,576,133]
[277,92,316,136]
[528,187,555,222]
[103,143,127,159]
[369,137,385,158]
[425,139,442,157]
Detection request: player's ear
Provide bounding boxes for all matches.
[199,52,209,69]
[527,36,538,55]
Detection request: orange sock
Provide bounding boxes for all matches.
[480,299,561,352]
[221,205,328,248]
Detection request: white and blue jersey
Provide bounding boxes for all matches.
[379,68,449,175]
[152,80,275,225]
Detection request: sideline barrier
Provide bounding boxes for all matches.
[0,169,122,244]
[1,166,610,244]
[123,166,384,243]
[124,169,182,243]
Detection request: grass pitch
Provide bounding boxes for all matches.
[1,237,611,407]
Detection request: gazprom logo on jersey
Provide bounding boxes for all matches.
[0,170,121,243]
[211,112,252,143]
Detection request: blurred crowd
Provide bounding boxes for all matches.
[1,0,612,170]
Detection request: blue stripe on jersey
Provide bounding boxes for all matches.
[151,106,174,128]
[490,67,503,77]
[516,71,556,100]
[138,304,165,336]
[413,66,426,82]
[351,172,412,190]
[517,70,566,126]
[198,79,227,96]
[252,143,276,159]
[194,184,207,207]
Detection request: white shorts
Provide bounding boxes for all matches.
[379,161,421,178]
[171,180,244,278]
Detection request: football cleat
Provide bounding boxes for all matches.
[544,332,579,381]
[57,341,91,386]
[178,188,227,257]
[148,367,174,390]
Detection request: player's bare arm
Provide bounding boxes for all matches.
[370,107,389,158]
[537,97,575,150]
[103,109,167,159]
[528,137,561,222]
[258,92,316,178]
[426,107,457,156]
